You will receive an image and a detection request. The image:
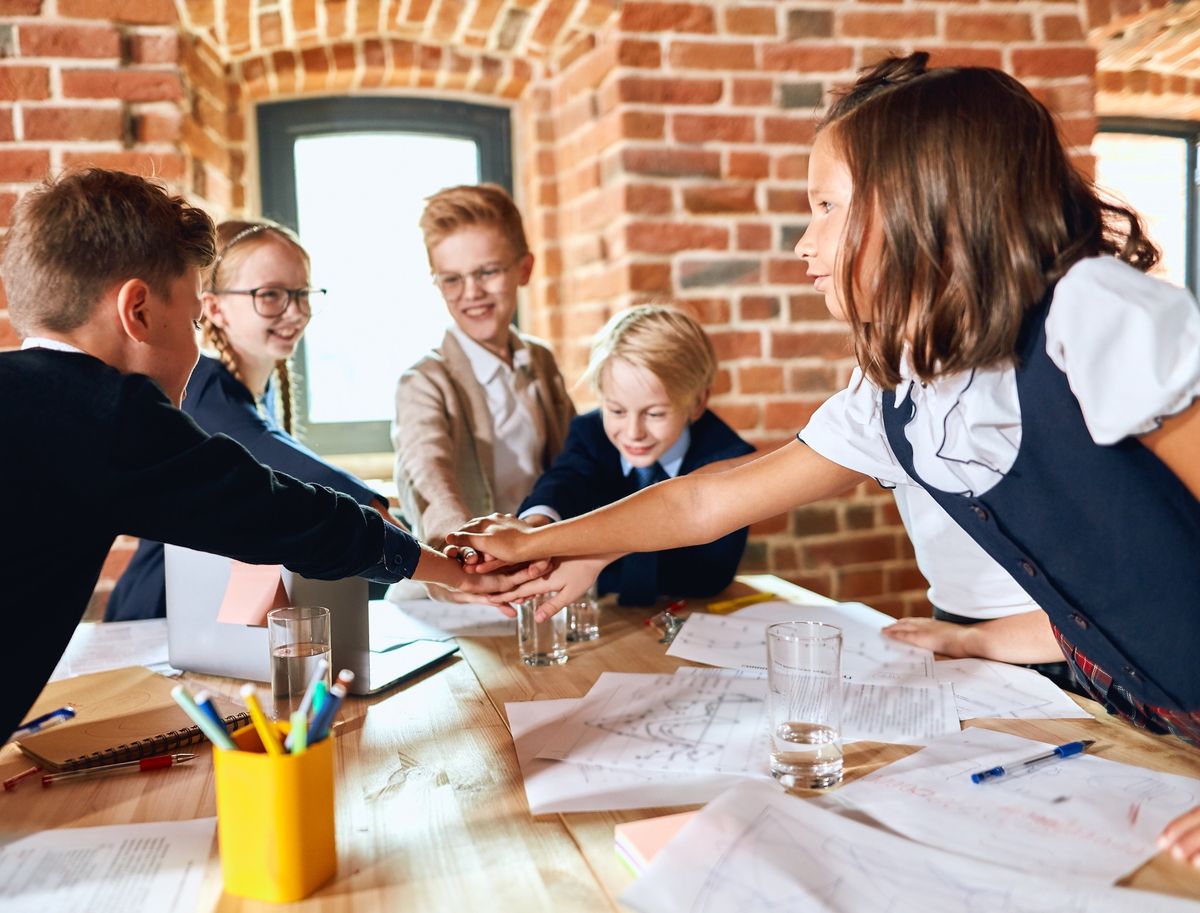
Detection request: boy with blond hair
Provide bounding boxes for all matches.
[518,304,754,605]
[0,169,535,742]
[391,184,575,564]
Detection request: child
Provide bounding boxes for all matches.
[390,184,575,596]
[106,220,398,621]
[446,55,1200,857]
[517,304,755,605]
[0,168,536,743]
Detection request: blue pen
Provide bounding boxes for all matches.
[171,684,237,751]
[7,705,75,743]
[307,682,347,744]
[193,691,227,736]
[971,739,1095,783]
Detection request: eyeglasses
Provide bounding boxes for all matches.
[214,286,327,318]
[431,255,524,303]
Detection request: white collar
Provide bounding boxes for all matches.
[620,426,692,479]
[448,324,526,385]
[21,337,86,355]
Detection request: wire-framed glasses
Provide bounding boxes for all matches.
[431,255,524,303]
[215,286,327,317]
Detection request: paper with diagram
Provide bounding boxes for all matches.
[932,658,1091,720]
[621,780,1198,913]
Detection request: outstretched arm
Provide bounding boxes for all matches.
[447,440,863,565]
[883,610,1064,663]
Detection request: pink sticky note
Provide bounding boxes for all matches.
[216,561,290,626]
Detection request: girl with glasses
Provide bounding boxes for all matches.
[106,220,400,621]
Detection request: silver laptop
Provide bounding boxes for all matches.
[164,545,457,695]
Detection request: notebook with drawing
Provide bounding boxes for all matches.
[15,665,247,772]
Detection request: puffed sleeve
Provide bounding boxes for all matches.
[1046,257,1200,444]
[798,368,913,487]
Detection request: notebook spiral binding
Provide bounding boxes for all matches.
[64,711,251,771]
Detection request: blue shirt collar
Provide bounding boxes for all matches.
[620,426,691,478]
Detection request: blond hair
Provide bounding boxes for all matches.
[419,184,529,264]
[583,304,717,409]
[2,168,214,335]
[203,219,309,434]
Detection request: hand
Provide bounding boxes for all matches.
[882,617,973,658]
[1159,806,1200,866]
[443,543,480,565]
[445,513,533,566]
[480,555,616,621]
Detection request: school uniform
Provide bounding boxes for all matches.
[0,344,420,744]
[520,408,755,605]
[801,256,1200,742]
[106,355,382,621]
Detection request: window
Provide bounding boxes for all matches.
[258,98,513,454]
[1094,119,1198,293]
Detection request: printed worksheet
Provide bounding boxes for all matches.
[621,781,1199,913]
[0,818,216,913]
[667,610,935,683]
[838,727,1200,882]
[49,619,176,682]
[933,658,1091,720]
[385,598,515,638]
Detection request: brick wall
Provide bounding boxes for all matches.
[1,0,1193,620]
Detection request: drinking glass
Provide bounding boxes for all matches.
[267,606,332,720]
[765,621,843,789]
[516,594,568,666]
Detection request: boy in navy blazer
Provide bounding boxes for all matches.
[519,305,755,605]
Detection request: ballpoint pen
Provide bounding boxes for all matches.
[171,684,237,750]
[41,753,196,786]
[970,739,1096,783]
[3,765,41,791]
[5,705,75,744]
[241,683,284,755]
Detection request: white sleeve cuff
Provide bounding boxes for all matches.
[518,505,561,523]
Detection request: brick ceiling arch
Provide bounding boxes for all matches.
[175,0,618,64]
[1091,0,1200,116]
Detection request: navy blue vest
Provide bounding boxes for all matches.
[881,287,1200,716]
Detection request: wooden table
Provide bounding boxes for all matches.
[4,575,1200,910]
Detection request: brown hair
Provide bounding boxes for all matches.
[203,220,309,434]
[822,53,1158,389]
[419,184,529,264]
[583,304,717,410]
[1,168,215,335]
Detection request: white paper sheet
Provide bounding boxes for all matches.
[505,698,743,814]
[0,818,216,913]
[838,728,1200,882]
[49,619,176,682]
[384,598,515,638]
[933,657,1092,720]
[667,609,935,684]
[621,780,1198,913]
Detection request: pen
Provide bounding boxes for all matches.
[289,709,308,754]
[308,682,347,743]
[282,658,331,752]
[706,592,775,614]
[41,753,196,786]
[171,684,236,751]
[6,705,75,743]
[311,680,329,717]
[241,683,284,756]
[3,765,41,791]
[193,690,227,736]
[970,739,1095,783]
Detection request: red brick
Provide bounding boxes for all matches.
[622,110,664,140]
[1058,115,1097,149]
[708,327,763,361]
[771,330,851,359]
[731,78,773,107]
[945,13,1032,42]
[763,116,817,145]
[840,11,937,38]
[18,24,121,58]
[765,258,806,284]
[623,147,720,178]
[789,294,832,322]
[673,113,754,144]
[775,153,808,180]
[679,297,731,324]
[628,262,672,293]
[886,566,930,593]
[0,0,43,12]
[740,364,785,394]
[0,66,50,101]
[1011,47,1096,78]
[764,400,821,430]
[620,2,715,33]
[787,364,839,393]
[618,38,661,68]
[668,41,756,70]
[136,110,183,143]
[837,569,885,599]
[1042,14,1085,41]
[762,45,853,72]
[728,151,769,180]
[925,47,1004,69]
[24,106,125,141]
[766,188,809,213]
[683,185,757,214]
[62,69,182,102]
[725,6,777,36]
[805,533,898,568]
[625,221,728,254]
[625,183,673,214]
[0,148,49,182]
[0,107,11,142]
[62,150,185,182]
[680,258,760,288]
[737,223,771,251]
[59,0,176,24]
[751,513,789,536]
[619,76,722,105]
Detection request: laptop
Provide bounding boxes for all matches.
[163,545,457,695]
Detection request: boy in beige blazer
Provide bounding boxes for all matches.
[392,185,575,591]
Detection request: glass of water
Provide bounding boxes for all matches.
[765,621,843,789]
[565,586,600,642]
[267,605,332,720]
[516,594,568,666]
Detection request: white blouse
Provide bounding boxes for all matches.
[801,256,1200,497]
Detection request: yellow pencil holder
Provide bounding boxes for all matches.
[213,723,337,903]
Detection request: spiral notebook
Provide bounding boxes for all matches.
[15,665,247,772]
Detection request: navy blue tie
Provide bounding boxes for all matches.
[619,463,669,606]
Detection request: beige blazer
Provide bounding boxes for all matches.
[392,329,575,547]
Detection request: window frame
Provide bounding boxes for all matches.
[1097,117,1199,295]
[257,96,514,455]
